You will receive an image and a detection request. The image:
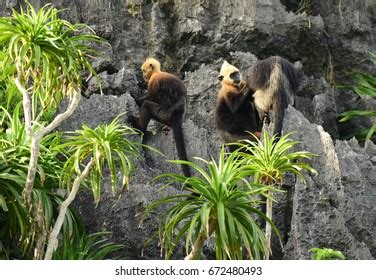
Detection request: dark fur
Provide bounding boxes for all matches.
[134,72,191,177]
[245,56,299,138]
[215,82,261,152]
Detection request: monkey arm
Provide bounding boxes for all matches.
[135,76,164,107]
[135,95,147,107]
[135,90,159,106]
[225,81,251,114]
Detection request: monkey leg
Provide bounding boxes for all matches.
[259,110,270,126]
[139,101,174,144]
[127,115,142,130]
[139,101,172,128]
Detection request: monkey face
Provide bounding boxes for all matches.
[141,58,161,82]
[219,61,242,86]
[141,65,153,81]
[229,71,241,84]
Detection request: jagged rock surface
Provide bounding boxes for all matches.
[1,0,375,259]
[282,107,375,259]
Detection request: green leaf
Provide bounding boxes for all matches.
[0,194,8,212]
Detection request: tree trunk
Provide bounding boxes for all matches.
[264,190,273,260]
[15,75,82,259]
[22,137,42,211]
[44,158,94,260]
[185,219,217,260]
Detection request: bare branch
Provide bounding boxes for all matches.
[21,91,81,216]
[22,137,42,212]
[15,76,33,137]
[38,90,81,137]
[44,158,95,260]
[264,190,273,260]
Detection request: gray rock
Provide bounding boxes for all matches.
[59,94,139,132]
[84,67,141,97]
[2,0,375,260]
[282,107,375,259]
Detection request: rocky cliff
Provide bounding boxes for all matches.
[1,0,375,259]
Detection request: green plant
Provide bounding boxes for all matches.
[309,247,346,260]
[44,117,141,259]
[53,231,124,260]
[238,130,317,259]
[339,53,376,141]
[295,0,313,28]
[297,0,313,14]
[146,147,277,260]
[0,105,81,259]
[0,1,105,258]
[58,117,141,203]
[127,4,142,17]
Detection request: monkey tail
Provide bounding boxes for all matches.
[271,87,288,139]
[170,116,192,178]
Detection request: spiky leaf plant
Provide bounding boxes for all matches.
[146,147,278,260]
[0,105,80,259]
[238,130,317,259]
[58,117,141,203]
[339,53,376,141]
[52,231,124,260]
[44,117,141,259]
[0,2,106,258]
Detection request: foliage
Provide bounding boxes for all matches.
[146,147,277,260]
[52,231,124,260]
[127,4,142,17]
[58,116,142,204]
[0,1,106,259]
[0,1,104,118]
[0,105,80,258]
[0,105,139,259]
[236,130,317,259]
[238,130,317,186]
[44,116,142,259]
[297,0,313,14]
[309,247,346,260]
[339,53,376,141]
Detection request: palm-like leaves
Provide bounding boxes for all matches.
[146,131,317,260]
[238,130,317,259]
[52,231,124,260]
[58,117,141,203]
[146,147,276,260]
[339,53,376,141]
[0,2,106,258]
[0,105,80,258]
[44,117,142,259]
[0,2,104,114]
[239,131,317,185]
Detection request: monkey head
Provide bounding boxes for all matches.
[218,61,242,86]
[141,58,161,82]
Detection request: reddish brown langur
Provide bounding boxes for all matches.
[131,58,191,177]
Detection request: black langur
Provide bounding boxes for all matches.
[244,56,300,138]
[215,61,261,152]
[131,57,191,177]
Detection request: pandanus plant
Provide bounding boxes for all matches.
[0,2,106,258]
[146,147,277,260]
